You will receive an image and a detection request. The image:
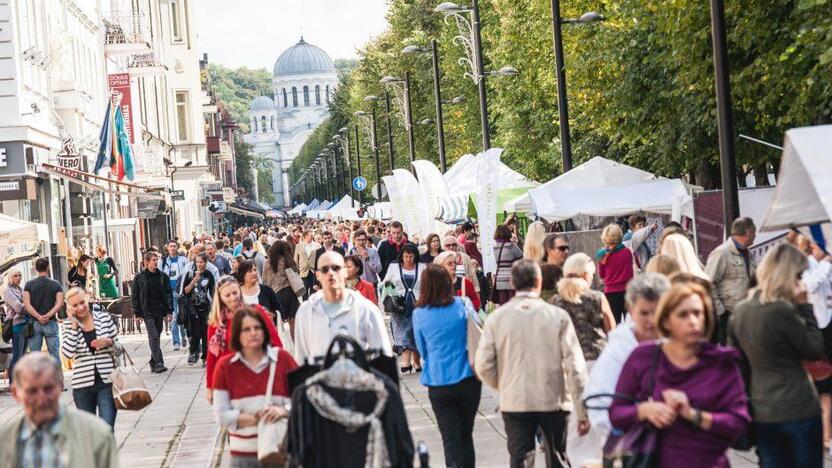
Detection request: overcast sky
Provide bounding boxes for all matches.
[194,0,389,70]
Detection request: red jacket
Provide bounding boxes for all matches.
[206,304,282,389]
[354,279,378,305]
[456,277,481,311]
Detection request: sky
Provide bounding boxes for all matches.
[194,0,390,70]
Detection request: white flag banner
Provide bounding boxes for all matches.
[382,175,405,227]
[475,148,503,274]
[393,169,431,240]
[412,159,453,234]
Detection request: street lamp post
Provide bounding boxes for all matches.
[709,0,739,234]
[380,75,416,164]
[550,6,604,172]
[354,125,364,207]
[436,1,519,152]
[355,108,382,199]
[403,40,449,172]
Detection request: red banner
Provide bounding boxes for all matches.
[108,73,134,143]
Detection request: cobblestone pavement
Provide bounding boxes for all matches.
[1,329,831,467]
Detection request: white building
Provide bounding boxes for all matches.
[244,37,337,208]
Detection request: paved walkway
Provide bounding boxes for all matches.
[2,329,831,467]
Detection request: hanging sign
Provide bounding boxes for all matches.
[108,73,134,143]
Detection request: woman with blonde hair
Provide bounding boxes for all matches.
[731,243,826,467]
[660,233,709,280]
[205,277,282,404]
[645,253,681,277]
[522,221,547,263]
[596,223,634,323]
[3,268,27,384]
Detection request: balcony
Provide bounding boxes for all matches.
[218,141,233,161]
[103,11,151,56]
[127,53,166,77]
[206,136,220,154]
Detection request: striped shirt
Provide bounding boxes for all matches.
[60,310,121,389]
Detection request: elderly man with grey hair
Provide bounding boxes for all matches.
[475,259,588,468]
[581,272,671,458]
[0,352,119,467]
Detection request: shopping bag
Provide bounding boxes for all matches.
[286,268,307,297]
[110,348,152,410]
[258,351,289,463]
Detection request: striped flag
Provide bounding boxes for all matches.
[93,101,135,181]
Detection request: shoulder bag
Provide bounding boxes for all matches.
[110,348,153,411]
[285,267,307,297]
[258,349,289,464]
[582,344,661,468]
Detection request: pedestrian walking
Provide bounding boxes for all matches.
[262,240,301,337]
[161,240,189,351]
[540,264,563,302]
[239,238,266,278]
[610,282,750,468]
[434,251,481,311]
[293,251,391,365]
[583,273,670,459]
[311,230,346,275]
[3,269,27,384]
[382,243,425,373]
[596,223,635,323]
[236,259,281,318]
[206,241,232,276]
[377,221,407,278]
[349,228,383,286]
[61,287,121,429]
[644,253,681,277]
[475,259,589,468]
[660,233,709,279]
[622,214,658,270]
[544,233,570,268]
[730,243,825,467]
[132,251,173,373]
[183,252,216,366]
[413,264,481,468]
[189,243,221,282]
[492,225,523,306]
[22,258,63,363]
[206,277,282,404]
[94,246,120,298]
[420,233,443,264]
[441,236,481,294]
[705,217,757,344]
[212,306,298,467]
[67,254,93,290]
[345,255,378,305]
[522,220,547,263]
[0,352,119,467]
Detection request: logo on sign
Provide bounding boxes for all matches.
[352,176,367,191]
[56,137,81,175]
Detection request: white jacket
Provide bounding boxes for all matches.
[582,321,640,435]
[293,288,393,364]
[803,256,832,328]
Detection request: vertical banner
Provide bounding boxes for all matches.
[412,159,451,234]
[108,73,134,143]
[382,175,406,229]
[392,169,431,240]
[476,148,503,274]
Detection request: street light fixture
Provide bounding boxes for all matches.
[354,109,382,197]
[435,0,518,151]
[380,75,416,165]
[444,96,466,105]
[550,2,605,172]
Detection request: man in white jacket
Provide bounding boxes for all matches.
[293,251,392,364]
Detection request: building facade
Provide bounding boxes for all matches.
[244,37,337,208]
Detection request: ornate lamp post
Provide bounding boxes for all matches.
[380,74,416,164]
[354,109,382,200]
[435,1,519,151]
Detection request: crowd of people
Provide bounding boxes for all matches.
[1,211,830,468]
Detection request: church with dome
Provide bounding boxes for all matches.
[244,37,338,207]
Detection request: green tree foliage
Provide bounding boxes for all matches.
[290,0,832,191]
[207,63,272,133]
[234,140,255,196]
[257,166,275,205]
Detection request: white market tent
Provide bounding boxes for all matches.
[761,125,832,231]
[368,202,393,220]
[0,213,50,273]
[327,195,361,220]
[287,203,307,215]
[504,156,656,213]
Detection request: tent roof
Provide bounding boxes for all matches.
[306,199,321,210]
[761,125,832,231]
[445,149,538,195]
[328,195,356,212]
[504,156,658,212]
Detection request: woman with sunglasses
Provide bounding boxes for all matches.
[205,276,282,404]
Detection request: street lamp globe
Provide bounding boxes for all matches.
[578,12,605,23]
[496,66,519,77]
[419,118,434,125]
[339,127,349,133]
[402,45,427,55]
[434,2,462,13]
[448,96,465,104]
[363,95,381,102]
[354,111,369,117]
[380,76,403,85]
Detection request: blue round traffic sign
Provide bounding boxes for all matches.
[352,176,368,191]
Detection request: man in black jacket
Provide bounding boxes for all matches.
[377,221,406,278]
[132,251,173,373]
[312,230,346,272]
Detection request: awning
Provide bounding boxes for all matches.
[41,164,165,200]
[229,203,265,220]
[437,194,470,223]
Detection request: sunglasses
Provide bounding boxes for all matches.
[320,265,343,274]
[217,275,238,287]
[557,245,570,252]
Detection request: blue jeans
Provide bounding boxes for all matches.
[28,319,60,363]
[170,293,185,346]
[73,380,117,429]
[9,323,28,384]
[755,415,823,468]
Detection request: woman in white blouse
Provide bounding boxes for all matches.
[382,243,426,373]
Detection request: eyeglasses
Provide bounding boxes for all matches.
[218,275,238,287]
[444,243,457,248]
[319,265,343,274]
[557,245,570,252]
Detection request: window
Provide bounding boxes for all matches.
[175,91,189,142]
[315,85,321,105]
[303,86,310,106]
[326,85,330,103]
[170,0,184,42]
[261,116,267,133]
[271,116,275,130]
[292,87,298,107]
[282,88,287,108]
[252,116,257,132]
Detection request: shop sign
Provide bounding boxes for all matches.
[108,73,134,143]
[56,137,81,173]
[0,147,6,167]
[0,181,19,191]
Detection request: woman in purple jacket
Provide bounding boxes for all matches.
[609,282,750,468]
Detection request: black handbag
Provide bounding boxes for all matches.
[382,294,406,315]
[583,344,661,468]
[176,294,190,326]
[2,318,13,343]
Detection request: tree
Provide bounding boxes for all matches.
[207,63,272,133]
[234,140,255,197]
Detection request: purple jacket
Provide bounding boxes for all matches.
[610,342,750,468]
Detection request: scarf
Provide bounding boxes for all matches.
[305,363,390,468]
[208,307,232,357]
[345,278,359,290]
[386,234,402,252]
[595,243,625,265]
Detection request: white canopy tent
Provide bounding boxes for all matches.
[0,213,50,273]
[287,203,307,215]
[761,125,832,231]
[504,156,657,213]
[327,195,361,220]
[368,202,393,220]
